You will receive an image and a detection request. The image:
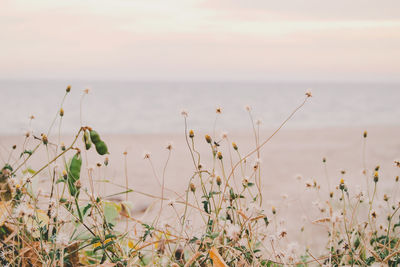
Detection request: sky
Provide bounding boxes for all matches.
[1,0,400,82]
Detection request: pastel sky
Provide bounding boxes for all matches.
[1,0,400,82]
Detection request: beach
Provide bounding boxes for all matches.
[1,125,399,250]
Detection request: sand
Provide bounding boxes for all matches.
[1,126,399,250]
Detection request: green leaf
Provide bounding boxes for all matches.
[103,201,119,226]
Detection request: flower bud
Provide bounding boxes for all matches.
[205,135,212,144]
[189,130,194,138]
[232,142,238,150]
[216,176,222,186]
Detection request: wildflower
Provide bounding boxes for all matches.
[305,180,313,188]
[371,209,378,219]
[396,176,399,182]
[189,129,194,138]
[29,114,35,120]
[232,142,238,150]
[363,131,368,138]
[339,179,345,190]
[373,171,379,183]
[205,135,212,144]
[143,152,151,159]
[305,89,312,97]
[217,151,223,160]
[216,107,222,114]
[66,85,71,92]
[384,194,389,202]
[55,232,70,246]
[189,183,196,193]
[180,109,188,117]
[277,227,287,238]
[167,199,176,206]
[226,222,241,241]
[216,176,222,186]
[329,191,334,198]
[42,134,48,145]
[242,178,249,187]
[59,108,64,117]
[61,142,66,151]
[272,206,276,215]
[166,142,173,150]
[104,157,109,166]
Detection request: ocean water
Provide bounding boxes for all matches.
[0,81,399,135]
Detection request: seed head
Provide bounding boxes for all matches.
[305,89,312,97]
[166,142,173,150]
[363,131,368,138]
[59,108,64,117]
[205,135,212,144]
[75,180,82,189]
[384,194,389,202]
[143,152,151,159]
[42,134,48,145]
[12,145,16,150]
[62,170,67,179]
[394,161,400,168]
[216,176,222,186]
[396,176,399,182]
[189,130,194,138]
[189,183,196,193]
[66,85,71,93]
[217,151,223,160]
[373,171,379,183]
[339,179,345,190]
[216,107,222,114]
[180,109,188,117]
[84,88,90,94]
[272,206,276,215]
[104,157,109,166]
[232,142,238,150]
[61,142,66,151]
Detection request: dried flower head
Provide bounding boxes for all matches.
[143,152,151,159]
[363,131,368,138]
[373,171,379,183]
[166,142,173,150]
[305,89,312,97]
[180,109,188,117]
[205,135,212,144]
[232,142,238,150]
[66,85,71,92]
[84,88,90,94]
[59,108,64,117]
[189,183,196,193]
[217,151,223,160]
[189,129,194,138]
[41,134,48,145]
[216,107,222,114]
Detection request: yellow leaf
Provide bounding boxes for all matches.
[209,247,228,267]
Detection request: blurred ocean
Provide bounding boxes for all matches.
[0,81,399,135]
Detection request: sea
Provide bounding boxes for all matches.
[0,81,399,135]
